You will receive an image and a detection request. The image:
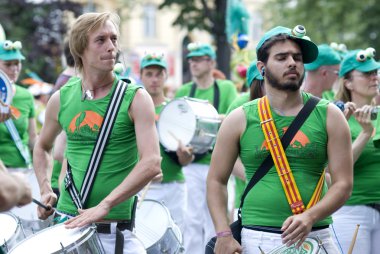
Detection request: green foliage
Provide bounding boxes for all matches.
[263,0,380,57]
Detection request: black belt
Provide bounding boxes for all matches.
[243,225,329,234]
[96,221,131,234]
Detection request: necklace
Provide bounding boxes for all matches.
[82,78,114,101]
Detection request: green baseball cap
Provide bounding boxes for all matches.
[247,60,263,87]
[140,53,167,70]
[304,44,341,71]
[0,40,25,61]
[339,48,380,77]
[256,25,318,64]
[186,42,216,59]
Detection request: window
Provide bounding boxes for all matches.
[143,4,156,38]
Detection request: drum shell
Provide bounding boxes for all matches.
[157,98,220,155]
[0,213,25,253]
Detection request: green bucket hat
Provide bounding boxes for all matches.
[256,25,318,64]
[305,44,341,71]
[247,60,263,87]
[339,48,380,77]
[186,42,216,59]
[0,40,25,61]
[140,53,167,70]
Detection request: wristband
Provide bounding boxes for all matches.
[216,230,232,238]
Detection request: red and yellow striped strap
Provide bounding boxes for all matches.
[306,169,325,209]
[258,96,306,214]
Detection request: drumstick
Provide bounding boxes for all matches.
[348,224,360,254]
[258,246,265,254]
[168,130,180,142]
[32,198,51,211]
[137,181,152,208]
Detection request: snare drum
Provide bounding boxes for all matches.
[10,170,53,236]
[157,97,220,154]
[8,223,105,254]
[0,213,25,253]
[135,199,184,254]
[267,237,327,254]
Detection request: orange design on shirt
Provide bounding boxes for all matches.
[261,127,310,150]
[68,111,103,133]
[10,106,21,119]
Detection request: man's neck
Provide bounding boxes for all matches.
[266,84,304,116]
[194,74,214,89]
[82,69,114,90]
[302,74,323,98]
[151,93,166,107]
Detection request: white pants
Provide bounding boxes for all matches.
[241,227,339,254]
[98,223,146,254]
[143,181,187,233]
[332,205,380,254]
[183,163,214,254]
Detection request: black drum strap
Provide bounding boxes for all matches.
[189,80,220,111]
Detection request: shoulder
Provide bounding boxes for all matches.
[175,82,192,97]
[216,79,236,89]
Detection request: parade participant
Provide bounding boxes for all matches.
[0,160,32,212]
[139,53,193,232]
[207,25,353,254]
[333,48,380,254]
[33,12,161,253]
[0,40,37,170]
[175,42,238,252]
[226,60,264,220]
[303,44,341,99]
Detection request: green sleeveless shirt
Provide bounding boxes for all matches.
[240,92,331,227]
[57,78,140,220]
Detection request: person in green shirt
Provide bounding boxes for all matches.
[33,12,161,253]
[175,42,238,253]
[207,25,353,254]
[0,40,37,170]
[139,53,194,234]
[333,48,380,254]
[302,44,341,99]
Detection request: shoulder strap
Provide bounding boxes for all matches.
[238,96,320,216]
[65,80,128,209]
[189,80,220,111]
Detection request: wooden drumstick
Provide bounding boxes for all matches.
[168,130,180,142]
[32,198,51,211]
[137,181,152,208]
[348,224,360,254]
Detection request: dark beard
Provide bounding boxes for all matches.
[266,66,304,92]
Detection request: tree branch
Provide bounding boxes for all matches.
[200,0,215,24]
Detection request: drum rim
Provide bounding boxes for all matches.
[0,69,13,105]
[0,212,21,247]
[8,224,96,253]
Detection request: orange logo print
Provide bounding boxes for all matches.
[10,106,21,119]
[68,111,103,133]
[261,127,310,150]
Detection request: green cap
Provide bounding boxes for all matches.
[339,48,380,77]
[304,44,341,71]
[0,40,25,61]
[186,42,216,59]
[247,60,263,87]
[256,25,318,64]
[140,53,167,70]
[330,42,348,60]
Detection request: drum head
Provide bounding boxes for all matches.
[0,213,19,244]
[0,69,13,104]
[8,224,93,254]
[135,199,171,248]
[157,99,197,151]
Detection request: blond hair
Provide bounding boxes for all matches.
[69,12,120,72]
[335,72,352,102]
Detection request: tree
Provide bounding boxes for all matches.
[263,0,380,56]
[159,0,231,79]
[0,0,82,83]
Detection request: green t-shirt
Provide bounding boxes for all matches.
[0,85,35,168]
[227,93,250,208]
[51,160,62,190]
[57,78,140,220]
[240,92,331,227]
[322,90,335,102]
[345,117,380,205]
[175,79,238,164]
[156,101,185,183]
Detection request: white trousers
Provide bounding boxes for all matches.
[183,163,214,254]
[143,181,187,234]
[98,223,146,254]
[241,227,339,254]
[332,205,380,254]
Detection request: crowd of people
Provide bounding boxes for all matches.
[0,10,379,254]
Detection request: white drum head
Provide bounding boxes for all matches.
[9,224,93,254]
[157,99,197,151]
[0,213,19,244]
[135,199,171,248]
[0,69,13,104]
